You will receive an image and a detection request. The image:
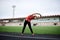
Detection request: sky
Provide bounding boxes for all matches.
[0,0,60,19]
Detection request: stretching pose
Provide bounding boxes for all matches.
[21,13,41,35]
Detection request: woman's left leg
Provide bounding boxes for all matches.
[28,22,33,34]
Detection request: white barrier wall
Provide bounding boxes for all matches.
[0,22,60,26]
[5,22,24,26]
[0,23,2,26]
[31,22,60,26]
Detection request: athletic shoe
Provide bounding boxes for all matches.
[21,33,24,35]
[32,33,34,36]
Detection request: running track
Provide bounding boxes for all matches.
[0,32,60,40]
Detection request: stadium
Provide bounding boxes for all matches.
[0,15,60,26]
[0,15,60,40]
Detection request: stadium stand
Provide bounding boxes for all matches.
[0,15,60,26]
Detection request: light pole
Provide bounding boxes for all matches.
[12,5,16,18]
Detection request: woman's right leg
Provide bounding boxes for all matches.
[22,20,27,34]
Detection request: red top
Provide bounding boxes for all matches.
[25,15,35,22]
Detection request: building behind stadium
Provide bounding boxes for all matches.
[0,15,60,26]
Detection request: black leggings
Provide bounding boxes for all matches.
[22,20,33,34]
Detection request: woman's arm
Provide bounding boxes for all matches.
[32,13,41,16]
[32,13,42,18]
[30,13,42,19]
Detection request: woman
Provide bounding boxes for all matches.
[21,13,41,35]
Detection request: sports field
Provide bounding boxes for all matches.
[0,26,60,34]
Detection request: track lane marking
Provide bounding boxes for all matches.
[0,34,58,39]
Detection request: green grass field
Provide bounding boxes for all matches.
[0,26,60,34]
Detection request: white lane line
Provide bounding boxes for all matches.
[0,34,58,39]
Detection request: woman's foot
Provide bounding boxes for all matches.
[32,33,34,36]
[21,33,24,35]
